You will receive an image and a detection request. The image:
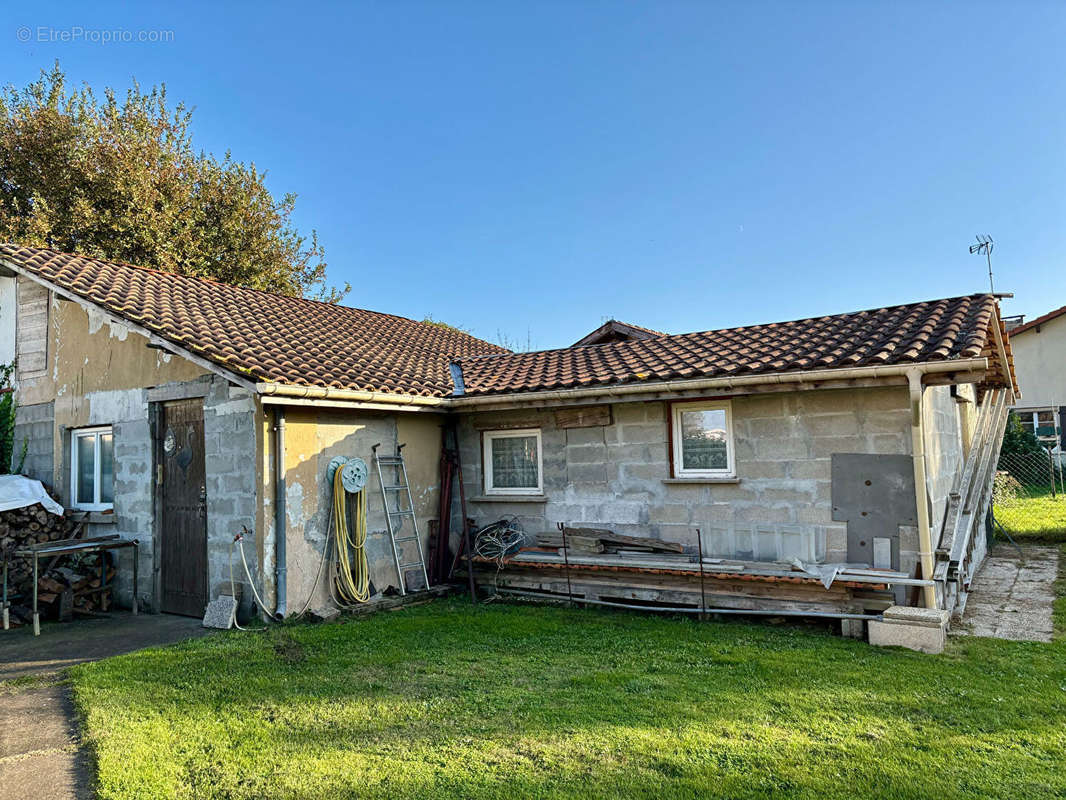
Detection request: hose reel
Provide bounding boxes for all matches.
[327,456,368,493]
[326,456,371,604]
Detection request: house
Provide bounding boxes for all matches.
[0,244,1018,637]
[1003,305,1066,453]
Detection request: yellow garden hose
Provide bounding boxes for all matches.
[332,466,370,604]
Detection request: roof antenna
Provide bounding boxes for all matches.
[969,234,994,293]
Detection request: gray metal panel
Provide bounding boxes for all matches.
[831,453,917,571]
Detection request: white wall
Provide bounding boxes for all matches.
[0,275,15,366]
[1010,313,1066,410]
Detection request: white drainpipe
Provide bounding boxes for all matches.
[907,368,938,609]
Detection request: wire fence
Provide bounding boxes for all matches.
[992,450,1066,538]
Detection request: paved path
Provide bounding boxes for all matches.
[955,544,1059,642]
[0,612,210,800]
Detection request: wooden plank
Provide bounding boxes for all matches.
[554,405,612,429]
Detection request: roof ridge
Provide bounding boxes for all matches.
[460,293,996,363]
[0,242,499,347]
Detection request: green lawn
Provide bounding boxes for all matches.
[72,564,1066,800]
[994,489,1066,541]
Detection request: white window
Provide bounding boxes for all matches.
[483,428,542,495]
[71,426,114,510]
[671,400,735,478]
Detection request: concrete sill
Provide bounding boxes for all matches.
[85,512,117,524]
[662,477,741,485]
[468,495,548,503]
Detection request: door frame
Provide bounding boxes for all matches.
[150,390,210,615]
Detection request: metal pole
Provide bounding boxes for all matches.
[450,423,477,604]
[132,541,139,615]
[1048,446,1057,499]
[696,528,707,622]
[32,552,39,636]
[493,588,882,621]
[2,557,8,630]
[558,522,574,607]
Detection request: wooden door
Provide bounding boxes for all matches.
[159,398,208,616]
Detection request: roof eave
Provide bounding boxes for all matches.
[450,358,994,410]
[2,258,259,392]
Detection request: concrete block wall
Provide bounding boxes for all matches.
[13,401,54,485]
[922,384,966,544]
[202,378,259,606]
[458,386,915,563]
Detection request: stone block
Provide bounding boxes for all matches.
[648,504,692,525]
[566,427,606,446]
[619,423,666,444]
[806,414,860,437]
[567,443,607,464]
[868,606,949,654]
[567,462,607,484]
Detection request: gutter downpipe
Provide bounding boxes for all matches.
[274,407,287,620]
[907,367,938,609]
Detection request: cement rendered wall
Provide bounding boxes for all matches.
[10,281,257,612]
[259,406,442,616]
[458,386,931,568]
[1009,313,1066,411]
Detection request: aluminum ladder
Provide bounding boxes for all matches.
[372,443,429,595]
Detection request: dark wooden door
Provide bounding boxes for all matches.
[159,398,208,616]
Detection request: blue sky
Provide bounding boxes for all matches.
[6,1,1065,349]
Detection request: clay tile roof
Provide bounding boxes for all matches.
[0,244,506,397]
[458,294,1015,397]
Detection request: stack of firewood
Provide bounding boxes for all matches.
[1,502,115,626]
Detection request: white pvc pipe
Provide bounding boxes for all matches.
[907,368,938,609]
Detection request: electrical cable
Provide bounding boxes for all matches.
[472,517,525,593]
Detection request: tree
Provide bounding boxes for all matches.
[0,361,23,475]
[1000,411,1044,456]
[0,63,348,302]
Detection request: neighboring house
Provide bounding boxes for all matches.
[0,244,1017,629]
[1003,305,1066,452]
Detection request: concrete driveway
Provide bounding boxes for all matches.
[0,612,210,800]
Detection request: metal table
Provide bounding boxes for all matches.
[2,535,139,635]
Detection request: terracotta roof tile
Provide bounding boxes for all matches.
[458,294,1013,396]
[0,244,506,397]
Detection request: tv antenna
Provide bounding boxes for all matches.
[969,235,994,293]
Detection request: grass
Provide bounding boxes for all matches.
[70,585,1066,800]
[994,487,1066,541]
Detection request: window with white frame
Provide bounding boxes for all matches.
[671,400,735,477]
[71,426,114,510]
[483,428,542,494]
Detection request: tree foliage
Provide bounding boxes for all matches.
[1001,411,1045,456]
[0,361,19,475]
[0,63,347,302]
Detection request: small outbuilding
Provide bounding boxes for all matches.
[0,244,1018,639]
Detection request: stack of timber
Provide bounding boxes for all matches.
[472,525,899,617]
[0,503,115,626]
[535,528,689,559]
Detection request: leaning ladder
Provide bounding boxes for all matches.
[372,444,430,595]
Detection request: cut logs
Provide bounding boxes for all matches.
[1,501,114,627]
